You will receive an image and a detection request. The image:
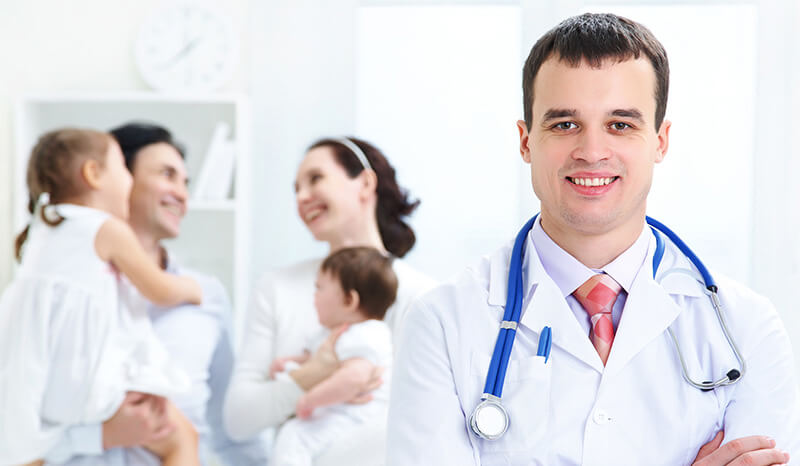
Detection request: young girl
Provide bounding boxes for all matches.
[0,128,201,465]
[268,247,398,466]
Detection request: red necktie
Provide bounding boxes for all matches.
[573,274,622,365]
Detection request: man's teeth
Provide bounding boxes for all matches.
[306,209,323,222]
[569,177,615,187]
[164,204,182,216]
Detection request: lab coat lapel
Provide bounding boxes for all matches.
[604,260,683,378]
[487,241,605,373]
[521,277,605,373]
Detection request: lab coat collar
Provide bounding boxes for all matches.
[485,223,708,374]
[602,231,707,377]
[487,238,606,372]
[650,229,708,299]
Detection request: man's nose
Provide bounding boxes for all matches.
[572,126,611,164]
[174,180,189,202]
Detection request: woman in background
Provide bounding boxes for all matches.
[224,137,436,464]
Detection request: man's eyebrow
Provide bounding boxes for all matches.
[159,163,177,174]
[541,108,577,124]
[610,108,644,122]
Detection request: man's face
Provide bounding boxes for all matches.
[518,57,670,238]
[127,142,189,240]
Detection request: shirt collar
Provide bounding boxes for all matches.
[528,216,651,298]
[161,246,180,274]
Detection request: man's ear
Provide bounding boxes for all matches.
[655,119,671,163]
[80,159,104,189]
[517,120,532,163]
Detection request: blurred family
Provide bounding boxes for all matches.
[0,126,433,465]
[2,11,799,466]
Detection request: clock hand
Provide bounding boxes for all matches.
[158,36,203,69]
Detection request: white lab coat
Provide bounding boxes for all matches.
[388,232,800,465]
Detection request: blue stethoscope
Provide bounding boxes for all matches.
[469,215,747,441]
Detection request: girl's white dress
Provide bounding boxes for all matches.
[0,204,188,465]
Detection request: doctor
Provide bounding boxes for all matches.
[388,12,800,466]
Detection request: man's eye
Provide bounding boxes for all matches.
[554,122,577,130]
[310,174,322,183]
[611,122,632,131]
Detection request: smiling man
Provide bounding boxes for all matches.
[388,13,799,466]
[107,123,267,465]
[40,125,266,465]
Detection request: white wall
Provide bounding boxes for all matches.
[0,0,250,290]
[3,1,800,376]
[355,5,523,279]
[246,1,800,377]
[248,0,359,276]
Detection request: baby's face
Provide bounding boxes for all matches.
[314,270,349,328]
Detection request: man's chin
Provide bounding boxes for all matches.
[157,223,181,240]
[155,214,183,239]
[561,208,624,235]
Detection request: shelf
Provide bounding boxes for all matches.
[13,94,252,343]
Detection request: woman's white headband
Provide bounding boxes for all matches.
[336,138,373,171]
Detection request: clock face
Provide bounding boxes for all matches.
[135,3,238,92]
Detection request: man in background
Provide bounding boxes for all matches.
[44,123,266,465]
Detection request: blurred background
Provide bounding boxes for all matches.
[1,0,798,373]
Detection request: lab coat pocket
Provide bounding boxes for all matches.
[469,352,553,457]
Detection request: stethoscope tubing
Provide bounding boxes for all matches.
[646,216,717,291]
[483,215,536,398]
[478,215,745,403]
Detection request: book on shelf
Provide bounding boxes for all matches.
[193,122,236,202]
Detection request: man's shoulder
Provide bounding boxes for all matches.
[713,271,777,319]
[695,270,788,360]
[160,256,230,317]
[409,244,509,325]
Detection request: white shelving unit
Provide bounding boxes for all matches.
[13,92,252,338]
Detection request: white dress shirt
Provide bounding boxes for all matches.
[529,216,650,333]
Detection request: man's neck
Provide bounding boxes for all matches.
[131,224,165,269]
[539,214,645,269]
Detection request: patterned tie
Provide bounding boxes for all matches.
[573,274,622,365]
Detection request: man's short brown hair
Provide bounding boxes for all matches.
[522,13,669,131]
[320,247,398,320]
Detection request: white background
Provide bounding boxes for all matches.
[1,1,799,374]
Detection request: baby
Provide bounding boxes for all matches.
[268,246,398,466]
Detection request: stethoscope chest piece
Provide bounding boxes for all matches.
[470,397,509,440]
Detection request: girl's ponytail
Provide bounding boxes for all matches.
[14,128,107,261]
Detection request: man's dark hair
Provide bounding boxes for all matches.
[522,13,669,131]
[320,247,398,321]
[110,122,185,172]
